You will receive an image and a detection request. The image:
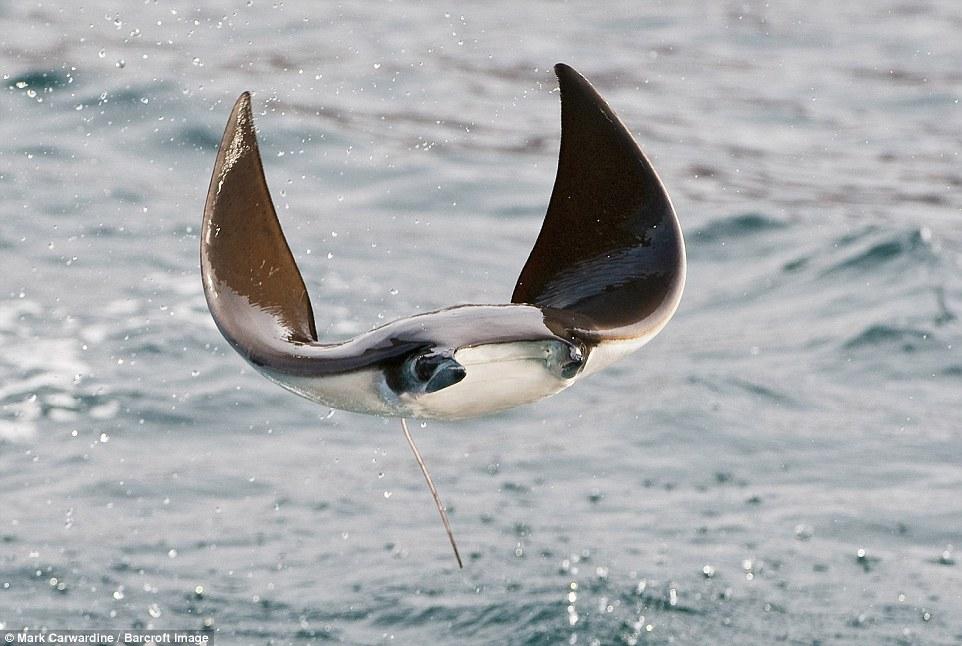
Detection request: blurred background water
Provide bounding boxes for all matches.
[1,1,961,643]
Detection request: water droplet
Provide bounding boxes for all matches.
[99,433,109,443]
[113,588,125,600]
[373,63,381,70]
[383,491,392,498]
[192,57,202,66]
[147,603,161,618]
[168,548,177,558]
[98,49,106,59]
[115,59,126,69]
[939,545,954,565]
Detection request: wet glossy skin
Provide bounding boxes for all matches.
[201,64,685,418]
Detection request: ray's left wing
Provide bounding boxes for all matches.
[201,93,318,364]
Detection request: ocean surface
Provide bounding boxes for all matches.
[1,1,961,643]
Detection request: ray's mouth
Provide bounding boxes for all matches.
[453,340,586,380]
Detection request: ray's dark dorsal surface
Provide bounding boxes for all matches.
[201,63,685,566]
[513,64,685,343]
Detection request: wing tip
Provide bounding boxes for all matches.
[234,90,252,109]
[232,91,253,123]
[553,63,593,96]
[228,91,255,144]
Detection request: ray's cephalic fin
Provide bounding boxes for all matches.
[512,64,686,343]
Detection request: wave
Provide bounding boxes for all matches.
[822,228,937,275]
[689,213,787,245]
[843,324,934,351]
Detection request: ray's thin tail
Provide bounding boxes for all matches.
[400,418,463,569]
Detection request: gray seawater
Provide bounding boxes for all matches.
[2,1,961,643]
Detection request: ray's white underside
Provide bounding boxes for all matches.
[258,329,668,421]
[260,341,568,421]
